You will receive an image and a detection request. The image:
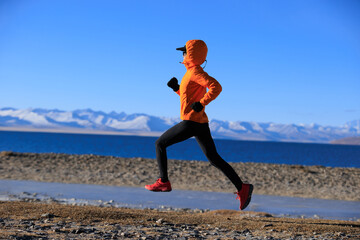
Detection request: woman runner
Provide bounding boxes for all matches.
[145,40,253,210]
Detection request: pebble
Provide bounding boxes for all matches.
[40,213,55,218]
[155,218,163,224]
[263,224,274,228]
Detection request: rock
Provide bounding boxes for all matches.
[336,232,345,237]
[30,225,43,230]
[74,227,86,234]
[56,221,65,226]
[0,151,14,156]
[41,213,56,218]
[156,218,163,224]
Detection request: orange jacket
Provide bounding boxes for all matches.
[176,40,222,123]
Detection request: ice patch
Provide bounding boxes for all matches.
[1,179,359,221]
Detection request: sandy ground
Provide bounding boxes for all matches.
[1,201,359,239]
[0,151,359,201]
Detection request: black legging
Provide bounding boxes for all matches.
[155,120,243,191]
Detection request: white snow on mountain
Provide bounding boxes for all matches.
[106,115,150,131]
[0,108,53,127]
[0,107,359,143]
[344,119,360,132]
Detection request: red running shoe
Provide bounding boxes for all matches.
[235,183,253,210]
[145,178,172,192]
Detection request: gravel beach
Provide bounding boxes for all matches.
[1,201,359,240]
[0,151,359,201]
[1,151,360,239]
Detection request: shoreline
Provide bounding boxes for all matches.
[1,152,359,201]
[3,127,358,146]
[0,126,163,137]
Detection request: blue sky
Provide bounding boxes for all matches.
[1,0,359,126]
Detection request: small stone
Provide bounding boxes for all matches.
[156,218,163,224]
[56,221,65,226]
[34,225,44,230]
[41,213,55,218]
[263,224,273,228]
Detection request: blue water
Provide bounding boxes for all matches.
[1,131,360,168]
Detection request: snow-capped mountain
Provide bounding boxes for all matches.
[0,107,179,133]
[0,107,359,143]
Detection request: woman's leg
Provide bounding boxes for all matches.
[195,123,243,191]
[156,121,194,182]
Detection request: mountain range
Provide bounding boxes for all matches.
[1,107,359,143]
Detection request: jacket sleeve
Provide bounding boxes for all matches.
[193,69,222,106]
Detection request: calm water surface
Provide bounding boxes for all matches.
[1,131,359,167]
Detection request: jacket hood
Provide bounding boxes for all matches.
[183,40,208,68]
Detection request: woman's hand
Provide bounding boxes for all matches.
[191,102,204,112]
[167,77,179,92]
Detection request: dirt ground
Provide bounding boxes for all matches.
[1,201,359,239]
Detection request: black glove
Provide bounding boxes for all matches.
[191,102,204,112]
[167,77,180,92]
